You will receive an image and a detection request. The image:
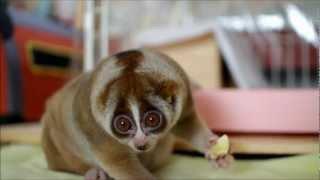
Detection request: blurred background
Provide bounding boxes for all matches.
[0,0,318,159]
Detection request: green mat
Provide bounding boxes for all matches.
[1,144,317,180]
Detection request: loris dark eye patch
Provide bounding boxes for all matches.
[112,115,136,137]
[144,111,161,128]
[141,110,166,134]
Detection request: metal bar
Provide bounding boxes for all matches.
[83,0,95,72]
[286,32,295,87]
[100,0,109,59]
[301,41,311,87]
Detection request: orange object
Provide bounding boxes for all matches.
[0,38,8,115]
[13,25,80,121]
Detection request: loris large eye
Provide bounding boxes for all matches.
[113,115,134,135]
[142,110,163,132]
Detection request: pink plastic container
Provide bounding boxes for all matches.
[193,89,318,134]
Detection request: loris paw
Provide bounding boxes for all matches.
[207,154,234,168]
[84,168,114,180]
[205,135,234,168]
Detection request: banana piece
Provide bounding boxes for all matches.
[209,134,230,159]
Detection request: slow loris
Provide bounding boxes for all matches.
[41,49,232,180]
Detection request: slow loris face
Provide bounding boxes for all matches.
[90,50,187,153]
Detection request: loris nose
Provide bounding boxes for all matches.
[136,144,147,151]
[133,135,148,147]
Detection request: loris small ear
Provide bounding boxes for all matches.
[157,80,177,104]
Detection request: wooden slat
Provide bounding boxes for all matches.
[229,134,318,154]
[0,123,42,145]
[152,33,222,88]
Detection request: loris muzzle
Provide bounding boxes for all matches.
[41,49,231,180]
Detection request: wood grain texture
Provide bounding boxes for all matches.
[152,33,221,88]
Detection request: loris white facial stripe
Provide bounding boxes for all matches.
[128,97,141,133]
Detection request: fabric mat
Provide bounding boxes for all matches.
[0,144,317,180]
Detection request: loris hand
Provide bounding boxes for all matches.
[84,168,114,180]
[205,135,234,168]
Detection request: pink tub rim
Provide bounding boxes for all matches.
[193,89,318,134]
